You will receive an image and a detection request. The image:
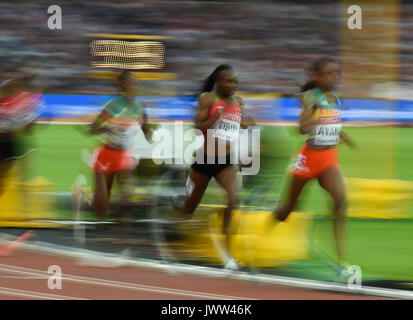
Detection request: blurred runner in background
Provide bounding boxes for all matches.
[0,61,43,197]
[72,71,152,228]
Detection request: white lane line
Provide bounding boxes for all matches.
[0,286,88,300]
[0,264,252,300]
[0,233,411,300]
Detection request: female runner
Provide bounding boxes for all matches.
[172,64,255,270]
[272,57,358,275]
[73,71,151,227]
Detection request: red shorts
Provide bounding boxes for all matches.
[292,144,339,179]
[92,145,136,174]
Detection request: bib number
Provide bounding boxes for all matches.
[213,118,240,142]
[313,123,342,146]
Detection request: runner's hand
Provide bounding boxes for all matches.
[348,140,360,151]
[341,133,360,151]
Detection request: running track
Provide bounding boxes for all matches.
[0,249,384,300]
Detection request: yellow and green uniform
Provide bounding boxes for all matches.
[101,95,145,149]
[306,87,342,147]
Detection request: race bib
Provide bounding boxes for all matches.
[313,123,342,146]
[213,118,240,142]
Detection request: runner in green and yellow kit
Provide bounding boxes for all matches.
[72,71,151,242]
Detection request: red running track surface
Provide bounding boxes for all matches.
[0,249,385,300]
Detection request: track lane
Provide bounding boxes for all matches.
[0,249,384,300]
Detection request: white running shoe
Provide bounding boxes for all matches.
[224,257,240,271]
[72,174,89,245]
[335,264,352,284]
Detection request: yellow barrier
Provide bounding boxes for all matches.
[179,209,312,268]
[0,168,62,228]
[346,178,413,219]
[0,168,22,221]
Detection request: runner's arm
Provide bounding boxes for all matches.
[194,92,220,134]
[89,101,115,135]
[298,91,318,134]
[237,96,256,128]
[340,130,359,150]
[141,109,156,142]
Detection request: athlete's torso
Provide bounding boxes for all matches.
[206,92,242,143]
[306,87,342,147]
[103,95,144,149]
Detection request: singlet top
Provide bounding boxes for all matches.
[101,95,145,149]
[306,87,342,147]
[0,85,42,132]
[206,92,242,142]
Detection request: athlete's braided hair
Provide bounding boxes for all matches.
[300,57,340,92]
[201,64,233,94]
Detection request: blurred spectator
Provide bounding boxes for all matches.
[0,0,409,98]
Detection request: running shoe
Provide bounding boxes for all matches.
[224,256,240,271]
[72,174,90,245]
[335,263,352,284]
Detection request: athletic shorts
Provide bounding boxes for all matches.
[0,135,29,162]
[92,145,136,174]
[191,153,234,178]
[0,140,17,161]
[292,144,339,179]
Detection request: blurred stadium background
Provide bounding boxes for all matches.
[1,0,413,292]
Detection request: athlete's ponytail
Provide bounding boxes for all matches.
[201,64,232,94]
[300,57,340,92]
[300,81,317,92]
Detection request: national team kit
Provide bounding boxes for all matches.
[292,87,342,179]
[92,87,342,181]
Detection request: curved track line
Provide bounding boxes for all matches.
[0,264,254,300]
[0,233,409,299]
[0,286,88,300]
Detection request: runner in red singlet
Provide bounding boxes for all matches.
[0,65,41,197]
[172,64,255,270]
